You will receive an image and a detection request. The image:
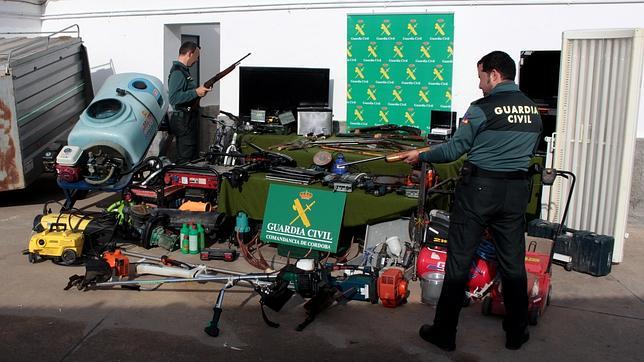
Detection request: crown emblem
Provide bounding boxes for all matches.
[299,191,313,200]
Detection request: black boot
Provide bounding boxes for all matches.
[419,324,456,351]
[506,329,530,350]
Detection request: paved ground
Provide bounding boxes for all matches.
[1,175,643,361]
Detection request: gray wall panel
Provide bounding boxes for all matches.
[15,74,84,121]
[19,92,85,154]
[8,40,82,79]
[13,56,83,101]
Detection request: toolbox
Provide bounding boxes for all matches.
[527,219,564,240]
[570,231,614,276]
[551,230,614,276]
[553,233,574,256]
[552,233,575,270]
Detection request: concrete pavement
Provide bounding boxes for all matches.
[1,175,642,361]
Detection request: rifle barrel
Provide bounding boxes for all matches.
[340,146,430,166]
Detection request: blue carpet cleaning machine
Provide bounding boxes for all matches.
[55,73,168,187]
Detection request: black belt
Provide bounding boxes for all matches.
[466,162,528,180]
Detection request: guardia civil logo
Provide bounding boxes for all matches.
[261,185,346,252]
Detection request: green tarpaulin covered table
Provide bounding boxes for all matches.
[218,134,463,226]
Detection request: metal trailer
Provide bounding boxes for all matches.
[0,25,93,191]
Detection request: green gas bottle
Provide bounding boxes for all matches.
[197,223,205,251]
[189,223,199,254]
[180,223,190,254]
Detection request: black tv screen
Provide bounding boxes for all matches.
[430,110,457,129]
[518,50,561,107]
[239,66,330,121]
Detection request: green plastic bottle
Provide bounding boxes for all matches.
[189,223,199,254]
[197,223,205,251]
[180,223,190,254]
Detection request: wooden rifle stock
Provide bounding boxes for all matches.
[192,52,251,107]
[385,146,430,162]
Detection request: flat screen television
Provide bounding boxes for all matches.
[238,66,330,122]
[518,50,561,107]
[519,50,561,153]
[430,110,457,129]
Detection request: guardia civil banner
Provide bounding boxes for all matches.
[261,185,346,253]
[347,13,454,133]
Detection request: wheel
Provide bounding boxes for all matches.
[481,297,492,316]
[60,249,77,265]
[528,307,540,326]
[564,262,573,272]
[28,253,38,264]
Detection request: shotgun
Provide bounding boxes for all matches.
[192,52,251,108]
[341,146,430,166]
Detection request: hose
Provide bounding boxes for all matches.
[84,165,116,185]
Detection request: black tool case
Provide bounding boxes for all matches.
[570,231,614,277]
[553,233,575,257]
[528,219,564,240]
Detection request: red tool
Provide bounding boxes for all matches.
[200,248,238,262]
[103,249,130,277]
[164,169,219,190]
[377,267,409,308]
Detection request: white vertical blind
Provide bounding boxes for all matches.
[552,29,644,263]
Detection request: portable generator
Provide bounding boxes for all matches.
[55,73,168,186]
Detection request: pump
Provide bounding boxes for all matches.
[53,73,169,208]
[55,73,168,186]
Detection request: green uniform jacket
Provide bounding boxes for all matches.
[168,61,198,109]
[420,82,542,172]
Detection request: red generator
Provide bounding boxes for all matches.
[481,168,576,325]
[481,239,553,325]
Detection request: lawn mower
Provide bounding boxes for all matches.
[481,168,576,325]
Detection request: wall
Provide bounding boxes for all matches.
[1,0,642,217]
[0,1,42,34]
[38,0,644,135]
[631,139,644,217]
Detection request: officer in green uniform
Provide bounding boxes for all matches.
[167,41,211,164]
[399,51,542,351]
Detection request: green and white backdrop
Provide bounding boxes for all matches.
[347,13,454,133]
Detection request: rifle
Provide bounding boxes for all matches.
[339,146,431,166]
[344,124,422,136]
[192,52,251,108]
